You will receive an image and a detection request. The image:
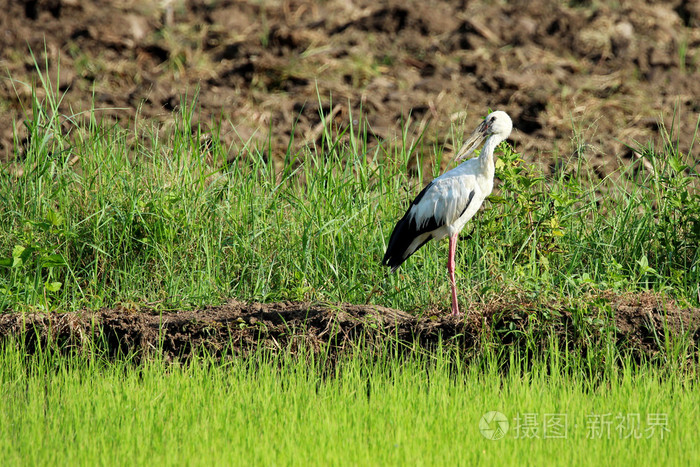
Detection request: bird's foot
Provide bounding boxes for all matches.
[450,309,463,317]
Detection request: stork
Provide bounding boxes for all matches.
[382,110,513,316]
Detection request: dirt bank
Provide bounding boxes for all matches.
[1,293,697,361]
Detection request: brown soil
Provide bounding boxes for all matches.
[1,0,699,178]
[1,293,698,361]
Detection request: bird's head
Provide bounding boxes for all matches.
[455,110,513,162]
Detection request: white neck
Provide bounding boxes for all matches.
[479,134,502,173]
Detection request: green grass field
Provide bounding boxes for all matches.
[1,344,697,465]
[1,80,699,465]
[1,91,698,313]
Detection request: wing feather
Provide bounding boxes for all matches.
[382,175,477,271]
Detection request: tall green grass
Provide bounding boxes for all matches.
[0,342,697,465]
[0,80,698,313]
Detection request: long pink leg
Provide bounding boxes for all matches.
[447,233,461,316]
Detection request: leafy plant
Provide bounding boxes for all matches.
[0,210,68,311]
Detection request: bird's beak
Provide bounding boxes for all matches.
[454,119,488,162]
